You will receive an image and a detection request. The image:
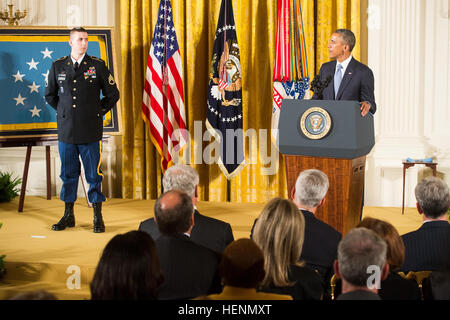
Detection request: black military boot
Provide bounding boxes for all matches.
[93,203,105,233]
[52,202,75,231]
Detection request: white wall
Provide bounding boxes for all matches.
[1,0,115,26]
[0,0,122,201]
[366,0,450,207]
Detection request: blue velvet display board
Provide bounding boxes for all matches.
[0,27,121,139]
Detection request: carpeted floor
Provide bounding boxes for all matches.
[0,196,423,300]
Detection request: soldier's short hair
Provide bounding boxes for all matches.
[70,27,88,38]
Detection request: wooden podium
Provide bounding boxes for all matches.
[279,100,375,235]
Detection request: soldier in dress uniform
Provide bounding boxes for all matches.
[45,27,120,233]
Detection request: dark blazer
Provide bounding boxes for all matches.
[422,270,450,300]
[379,272,421,300]
[155,233,222,300]
[333,272,421,300]
[45,55,120,144]
[311,57,376,114]
[401,221,450,273]
[300,210,342,283]
[259,264,324,300]
[139,209,234,254]
[250,210,341,284]
[336,290,381,300]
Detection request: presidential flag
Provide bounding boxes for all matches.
[272,0,309,147]
[142,0,187,172]
[206,0,245,180]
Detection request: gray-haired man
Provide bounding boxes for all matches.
[401,176,450,272]
[292,169,342,284]
[250,169,341,289]
[139,164,234,253]
[334,227,389,300]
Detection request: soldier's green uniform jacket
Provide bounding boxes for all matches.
[45,55,120,144]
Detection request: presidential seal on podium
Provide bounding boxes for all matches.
[300,107,332,140]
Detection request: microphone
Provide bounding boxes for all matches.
[310,75,332,96]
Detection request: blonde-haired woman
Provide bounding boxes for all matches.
[253,198,323,300]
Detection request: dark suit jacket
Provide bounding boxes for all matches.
[334,272,421,300]
[336,290,381,300]
[311,57,376,114]
[139,209,234,254]
[259,264,324,300]
[299,210,342,283]
[155,233,222,300]
[401,221,450,273]
[250,210,341,284]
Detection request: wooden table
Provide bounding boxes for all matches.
[402,160,437,214]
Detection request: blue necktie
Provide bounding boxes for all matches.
[334,64,343,99]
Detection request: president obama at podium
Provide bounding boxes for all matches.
[311,29,376,118]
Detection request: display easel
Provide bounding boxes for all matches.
[0,137,56,212]
[0,136,109,212]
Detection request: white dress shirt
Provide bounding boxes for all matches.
[71,54,85,66]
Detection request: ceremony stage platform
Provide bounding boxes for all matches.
[0,196,423,300]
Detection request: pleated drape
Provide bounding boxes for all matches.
[120,0,361,202]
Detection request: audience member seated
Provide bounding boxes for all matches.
[291,169,342,287]
[251,169,341,288]
[331,217,421,300]
[9,290,58,300]
[90,230,163,300]
[154,190,222,300]
[139,164,234,254]
[422,269,450,300]
[200,238,292,300]
[401,176,450,273]
[253,198,324,300]
[334,228,389,300]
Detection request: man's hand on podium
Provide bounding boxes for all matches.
[360,101,371,117]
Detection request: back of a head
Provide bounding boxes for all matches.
[163,164,199,198]
[253,198,305,287]
[357,217,405,271]
[90,230,163,300]
[337,228,387,287]
[334,29,356,52]
[154,189,194,235]
[414,176,449,219]
[294,169,329,208]
[220,238,265,288]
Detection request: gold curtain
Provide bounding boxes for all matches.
[119,0,361,202]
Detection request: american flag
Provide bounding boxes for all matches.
[142,0,187,172]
